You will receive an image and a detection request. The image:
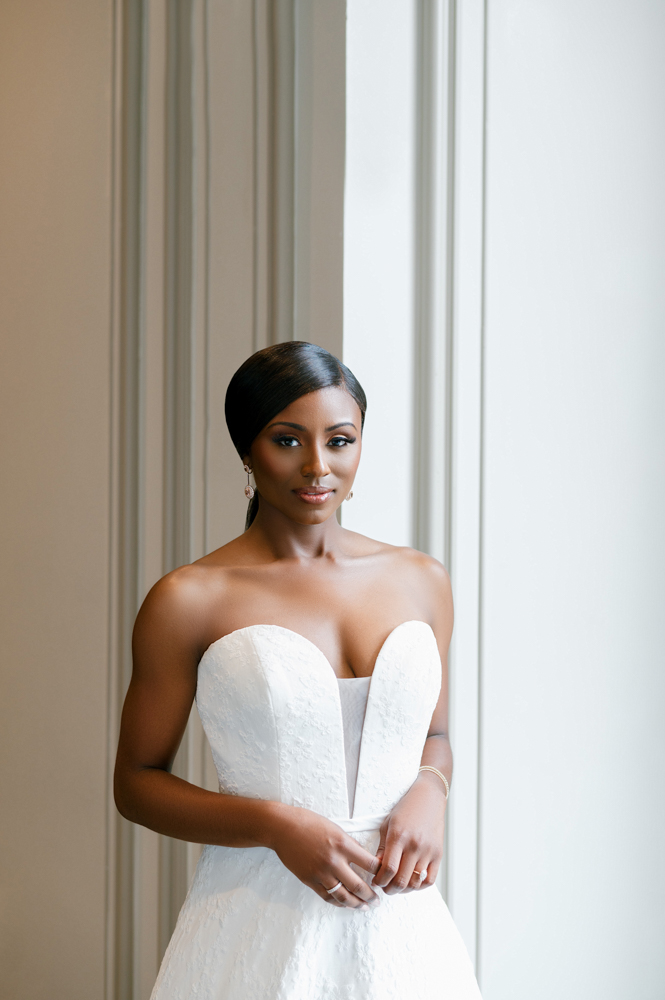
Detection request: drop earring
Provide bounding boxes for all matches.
[345,490,354,501]
[243,465,255,500]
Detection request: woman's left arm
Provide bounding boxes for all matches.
[372,557,453,895]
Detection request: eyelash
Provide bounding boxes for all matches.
[272,435,356,448]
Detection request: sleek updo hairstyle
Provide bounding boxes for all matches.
[225,341,367,528]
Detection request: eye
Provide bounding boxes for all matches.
[328,435,356,447]
[273,434,301,447]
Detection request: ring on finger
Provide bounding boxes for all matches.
[414,868,427,884]
[326,880,344,895]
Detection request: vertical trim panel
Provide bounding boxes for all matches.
[135,3,168,989]
[446,0,487,974]
[413,0,456,569]
[252,0,276,350]
[343,0,417,547]
[412,0,456,899]
[106,3,123,994]
[108,0,212,986]
[163,0,194,577]
[293,0,346,357]
[108,2,147,996]
[185,0,214,890]
[270,0,296,346]
[159,0,196,952]
[204,0,257,550]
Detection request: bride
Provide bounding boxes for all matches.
[114,341,482,999]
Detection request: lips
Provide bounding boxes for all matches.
[293,487,335,505]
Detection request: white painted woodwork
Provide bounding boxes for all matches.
[342,0,417,548]
[446,0,486,967]
[476,2,665,997]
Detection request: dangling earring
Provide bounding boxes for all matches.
[243,465,255,500]
[345,490,354,501]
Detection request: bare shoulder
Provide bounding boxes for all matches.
[388,546,452,609]
[137,531,254,627]
[376,545,453,648]
[386,545,449,583]
[344,528,449,581]
[133,561,231,661]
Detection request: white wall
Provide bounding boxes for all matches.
[478,1,665,997]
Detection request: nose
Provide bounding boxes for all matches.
[301,441,331,479]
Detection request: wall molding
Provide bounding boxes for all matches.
[445,0,487,975]
[108,0,209,991]
[251,0,346,355]
[107,2,347,993]
[107,0,148,996]
[413,0,456,569]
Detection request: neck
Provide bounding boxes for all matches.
[246,500,345,561]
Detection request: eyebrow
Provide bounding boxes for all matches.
[267,421,358,432]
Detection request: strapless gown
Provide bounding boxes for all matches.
[150,620,482,999]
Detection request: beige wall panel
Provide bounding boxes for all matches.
[205,0,258,550]
[293,0,346,356]
[0,1,114,997]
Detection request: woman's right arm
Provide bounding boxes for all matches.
[113,568,379,909]
[114,567,277,847]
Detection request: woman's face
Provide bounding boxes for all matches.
[247,386,362,526]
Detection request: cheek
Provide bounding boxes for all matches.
[332,448,360,473]
[252,444,299,481]
[336,439,362,467]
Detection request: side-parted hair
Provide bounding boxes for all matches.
[225,341,367,528]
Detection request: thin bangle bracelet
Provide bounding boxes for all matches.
[418,765,450,799]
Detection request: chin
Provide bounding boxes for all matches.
[290,505,336,525]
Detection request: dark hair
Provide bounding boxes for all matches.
[225,341,367,528]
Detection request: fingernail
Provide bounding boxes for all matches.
[370,898,380,907]
[361,904,369,912]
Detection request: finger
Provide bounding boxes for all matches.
[312,880,350,907]
[345,839,381,877]
[310,880,346,906]
[383,848,419,895]
[316,872,376,909]
[375,823,388,861]
[407,862,429,892]
[338,864,380,905]
[421,856,440,888]
[371,841,402,888]
[329,884,370,910]
[318,876,367,910]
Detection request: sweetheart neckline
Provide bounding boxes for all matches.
[200,620,435,681]
[198,620,440,820]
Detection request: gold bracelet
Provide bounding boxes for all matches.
[418,765,450,799]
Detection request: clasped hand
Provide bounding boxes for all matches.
[271,778,445,909]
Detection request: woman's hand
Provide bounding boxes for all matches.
[269,804,381,910]
[372,772,447,894]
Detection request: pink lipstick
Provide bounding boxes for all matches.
[293,487,334,505]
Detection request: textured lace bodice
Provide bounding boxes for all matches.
[196,620,442,824]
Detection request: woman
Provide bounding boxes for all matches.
[115,342,482,999]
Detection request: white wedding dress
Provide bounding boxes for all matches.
[151,620,482,999]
